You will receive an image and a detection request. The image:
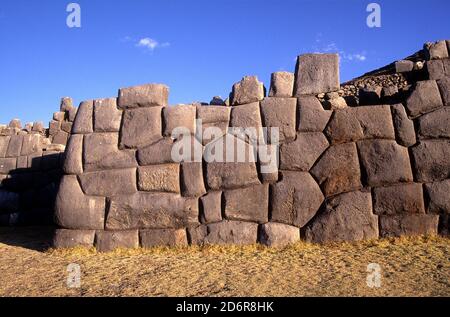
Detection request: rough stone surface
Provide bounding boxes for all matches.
[427,60,445,80]
[140,229,188,247]
[79,168,137,196]
[357,140,413,187]
[395,60,414,73]
[271,171,324,228]
[6,135,23,158]
[425,180,450,214]
[94,98,122,132]
[187,225,208,245]
[425,40,449,60]
[120,107,162,149]
[60,97,74,112]
[379,214,439,237]
[137,138,175,165]
[224,184,268,223]
[373,183,425,215]
[297,96,332,132]
[118,84,169,109]
[52,131,69,146]
[200,191,222,223]
[181,162,206,197]
[163,105,196,136]
[405,80,443,117]
[20,134,41,155]
[63,134,83,175]
[54,175,105,229]
[310,143,362,197]
[72,101,94,134]
[204,221,258,245]
[305,191,379,243]
[294,54,339,95]
[231,76,265,106]
[411,140,450,182]
[323,97,347,110]
[437,77,450,106]
[0,136,11,157]
[359,86,382,106]
[258,144,279,183]
[53,229,95,248]
[269,72,294,97]
[137,164,180,193]
[259,222,300,247]
[229,102,263,143]
[391,104,416,147]
[95,230,139,252]
[417,107,450,139]
[0,157,17,174]
[260,97,296,143]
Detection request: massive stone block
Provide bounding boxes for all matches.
[260,97,296,143]
[257,144,279,183]
[411,140,450,182]
[427,60,445,80]
[54,175,105,230]
[21,134,41,156]
[60,97,74,112]
[424,40,449,60]
[357,140,413,187]
[95,230,139,252]
[373,183,425,215]
[279,132,328,171]
[118,83,169,109]
[120,107,162,149]
[0,136,10,158]
[72,101,94,134]
[358,86,382,106]
[204,220,258,245]
[229,102,263,143]
[391,104,416,147]
[52,131,69,146]
[297,96,332,132]
[106,193,198,230]
[63,134,83,175]
[53,229,95,248]
[163,105,196,136]
[224,184,268,223]
[259,222,300,247]
[310,143,361,197]
[395,60,414,73]
[305,191,379,243]
[0,158,16,174]
[94,98,122,132]
[6,135,23,157]
[137,138,175,165]
[140,229,188,247]
[269,72,294,97]
[417,107,450,139]
[181,162,206,197]
[379,214,439,237]
[271,171,324,228]
[437,77,450,106]
[79,168,137,196]
[200,191,222,224]
[294,54,340,95]
[231,76,265,106]
[197,106,230,124]
[425,180,450,214]
[137,164,180,193]
[405,80,443,117]
[325,105,395,144]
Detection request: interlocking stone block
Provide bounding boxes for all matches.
[259,222,300,247]
[258,144,279,183]
[200,191,222,223]
[118,83,169,109]
[437,77,450,106]
[294,54,339,95]
[63,134,83,175]
[137,138,175,165]
[359,86,382,106]
[137,164,180,193]
[95,230,139,252]
[120,107,162,149]
[54,175,105,230]
[83,133,137,172]
[6,135,23,157]
[325,105,395,145]
[79,168,137,196]
[68,107,78,122]
[427,60,445,80]
[52,131,69,146]
[8,119,21,129]
[310,143,362,197]
[424,180,450,214]
[53,229,95,248]
[72,101,94,134]
[417,107,450,139]
[53,111,65,122]
[0,158,16,174]
[405,80,443,117]
[60,97,74,112]
[231,76,265,105]
[280,132,328,171]
[271,171,324,228]
[140,229,188,247]
[230,102,263,143]
[187,225,208,245]
[269,72,294,97]
[379,214,439,237]
[163,105,196,136]
[61,121,73,133]
[373,183,425,215]
[305,191,379,243]
[391,104,416,147]
[20,134,41,156]
[49,120,61,136]
[411,140,450,182]
[395,60,414,73]
[204,220,258,245]
[94,98,122,132]
[382,86,399,104]
[224,184,268,223]
[260,97,296,143]
[181,162,206,197]
[357,140,413,187]
[0,136,10,158]
[106,193,198,230]
[424,40,449,60]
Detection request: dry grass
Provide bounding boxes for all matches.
[0,227,449,297]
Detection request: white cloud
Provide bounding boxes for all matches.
[311,34,367,63]
[136,37,170,51]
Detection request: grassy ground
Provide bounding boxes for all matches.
[0,227,449,297]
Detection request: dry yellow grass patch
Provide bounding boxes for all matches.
[0,227,449,297]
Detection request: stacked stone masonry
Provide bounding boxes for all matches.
[1,40,450,250]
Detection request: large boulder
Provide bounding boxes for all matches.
[79,168,137,196]
[411,140,450,182]
[437,77,450,106]
[405,80,443,117]
[426,60,445,80]
[417,107,450,139]
[271,171,323,228]
[310,143,362,197]
[21,134,42,156]
[53,229,95,248]
[357,140,413,187]
[424,179,450,214]
[294,53,339,95]
[94,98,122,132]
[391,104,416,147]
[259,222,300,247]
[297,96,332,132]
[117,83,169,109]
[140,229,188,247]
[373,183,425,215]
[6,135,24,157]
[197,106,230,145]
[231,76,265,106]
[269,72,294,97]
[305,191,379,243]
[204,220,258,245]
[379,214,439,237]
[137,164,180,193]
[163,105,196,136]
[119,107,163,149]
[224,184,268,223]
[260,97,296,143]
[72,101,94,134]
[200,191,222,223]
[137,138,175,165]
[0,136,10,157]
[95,230,139,252]
[229,102,263,143]
[63,134,83,175]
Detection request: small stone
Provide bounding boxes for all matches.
[322,97,347,110]
[60,97,74,112]
[32,121,45,133]
[210,96,225,105]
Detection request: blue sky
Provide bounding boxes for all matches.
[0,0,449,124]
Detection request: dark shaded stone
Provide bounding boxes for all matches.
[424,179,450,214]
[411,140,450,182]
[405,80,443,117]
[181,162,206,197]
[140,229,188,247]
[53,229,95,248]
[391,104,416,147]
[373,183,425,215]
[417,107,450,139]
[79,168,137,196]
[437,77,450,106]
[95,230,139,252]
[379,214,439,237]
[200,191,222,223]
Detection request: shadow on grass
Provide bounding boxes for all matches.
[0,226,55,252]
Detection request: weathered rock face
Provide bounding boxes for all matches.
[259,222,300,247]
[297,96,332,132]
[204,221,258,245]
[379,214,439,237]
[53,229,95,248]
[224,184,268,223]
[417,107,450,139]
[94,98,122,132]
[120,107,163,149]
[391,104,416,147]
[405,80,443,117]
[260,97,296,143]
[231,76,265,106]
[269,72,294,97]
[411,140,450,182]
[424,180,450,214]
[140,229,188,247]
[373,183,425,215]
[118,84,169,109]
[95,230,139,252]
